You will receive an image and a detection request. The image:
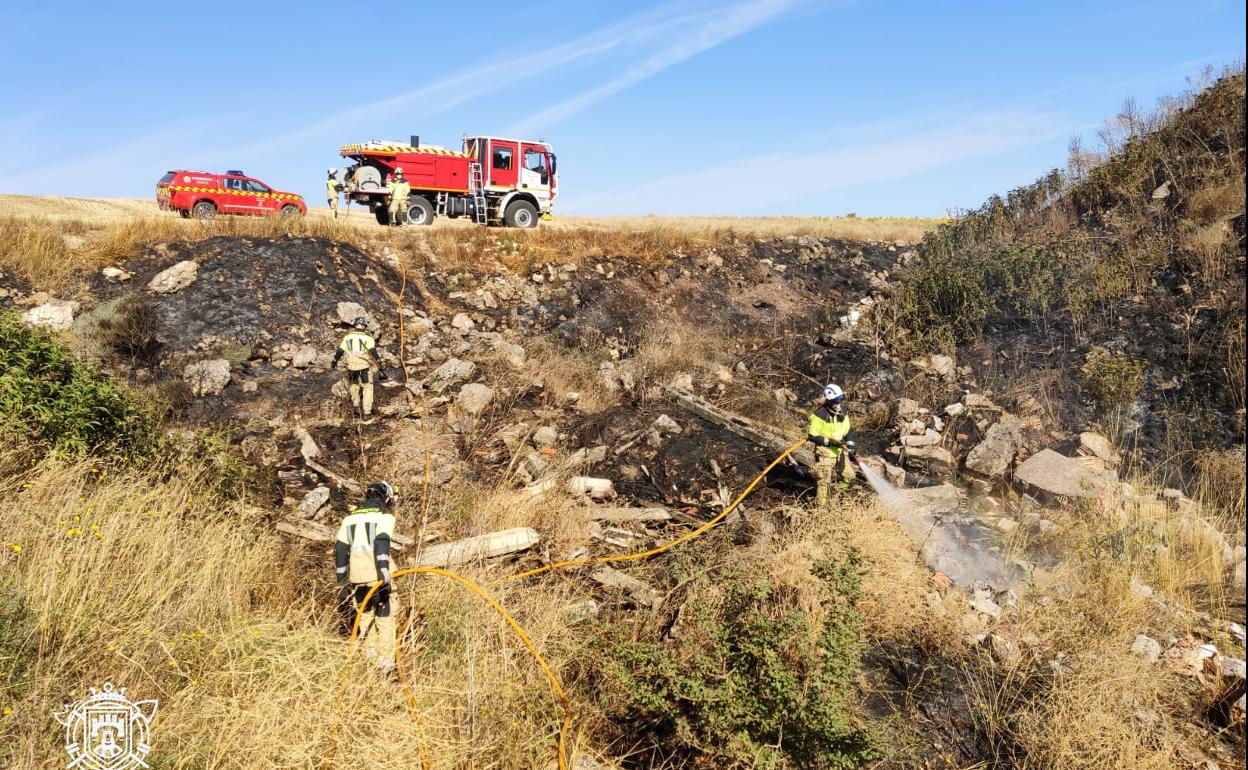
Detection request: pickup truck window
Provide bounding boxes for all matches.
[244,180,270,193]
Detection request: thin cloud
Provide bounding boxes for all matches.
[566,106,1070,215]
[509,0,799,135]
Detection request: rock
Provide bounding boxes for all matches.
[293,427,321,460]
[568,476,616,501]
[450,313,476,332]
[965,415,1023,479]
[1014,448,1109,499]
[335,301,369,326]
[1160,488,1192,512]
[148,260,198,294]
[970,597,1002,619]
[428,357,477,391]
[102,266,132,282]
[900,445,956,476]
[182,358,231,397]
[989,634,1023,666]
[495,341,527,369]
[945,402,965,417]
[1221,657,1246,680]
[455,383,494,416]
[996,517,1018,533]
[290,345,317,369]
[532,426,558,450]
[897,398,920,420]
[962,393,1000,412]
[929,354,956,381]
[21,299,78,331]
[902,429,942,448]
[1131,634,1162,662]
[895,483,965,517]
[652,414,682,435]
[1078,432,1119,466]
[1151,180,1171,200]
[1229,622,1246,646]
[295,485,331,519]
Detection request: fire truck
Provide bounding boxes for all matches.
[335,135,557,227]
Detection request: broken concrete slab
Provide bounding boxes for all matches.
[1014,448,1109,500]
[410,527,540,567]
[585,506,672,523]
[590,566,662,609]
[295,485,330,519]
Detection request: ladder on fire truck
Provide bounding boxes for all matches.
[435,192,449,217]
[468,162,488,224]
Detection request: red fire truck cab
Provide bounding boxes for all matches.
[156,170,306,220]
[336,135,557,227]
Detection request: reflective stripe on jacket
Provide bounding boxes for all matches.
[390,179,411,199]
[335,505,395,584]
[807,406,851,451]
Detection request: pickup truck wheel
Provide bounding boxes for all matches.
[503,200,538,228]
[279,205,301,218]
[191,201,217,220]
[406,198,434,226]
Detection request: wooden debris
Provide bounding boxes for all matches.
[666,386,815,469]
[584,506,672,523]
[589,565,662,609]
[304,458,361,492]
[409,527,540,567]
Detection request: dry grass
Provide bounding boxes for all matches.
[0,456,604,769]
[0,194,939,294]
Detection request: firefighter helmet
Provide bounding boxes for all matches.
[367,481,396,507]
[823,383,845,403]
[352,316,368,330]
[327,167,336,175]
[393,167,404,176]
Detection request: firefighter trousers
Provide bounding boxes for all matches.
[328,196,338,218]
[388,195,408,225]
[347,368,374,417]
[352,583,397,669]
[815,445,855,508]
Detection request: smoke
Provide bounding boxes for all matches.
[858,462,1020,588]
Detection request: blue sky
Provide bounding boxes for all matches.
[0,1,1242,216]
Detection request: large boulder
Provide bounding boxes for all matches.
[183,358,232,397]
[1078,432,1119,467]
[148,260,198,294]
[21,299,79,331]
[965,415,1023,479]
[1014,449,1109,499]
[901,444,956,476]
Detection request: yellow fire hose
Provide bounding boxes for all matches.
[492,438,805,585]
[327,438,805,769]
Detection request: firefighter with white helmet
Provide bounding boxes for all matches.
[332,316,384,419]
[326,168,341,219]
[387,166,410,226]
[807,383,858,507]
[335,481,399,671]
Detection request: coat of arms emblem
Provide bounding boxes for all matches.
[53,683,158,770]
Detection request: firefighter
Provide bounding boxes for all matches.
[806,383,858,507]
[332,317,383,419]
[387,167,410,226]
[335,481,399,671]
[326,168,341,219]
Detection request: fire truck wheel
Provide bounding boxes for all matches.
[374,208,390,226]
[406,198,435,226]
[191,201,217,220]
[503,200,538,228]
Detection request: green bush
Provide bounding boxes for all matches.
[0,312,156,459]
[586,546,876,768]
[1079,346,1145,415]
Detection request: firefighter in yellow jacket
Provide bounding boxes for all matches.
[326,168,341,219]
[332,317,383,418]
[335,481,399,671]
[387,167,410,225]
[807,383,858,507]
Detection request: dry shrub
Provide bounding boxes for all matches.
[1193,448,1247,531]
[631,320,726,387]
[1014,646,1181,770]
[1185,178,1245,226]
[519,338,618,414]
[1179,218,1234,280]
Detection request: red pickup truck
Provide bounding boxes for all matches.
[156,170,306,220]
